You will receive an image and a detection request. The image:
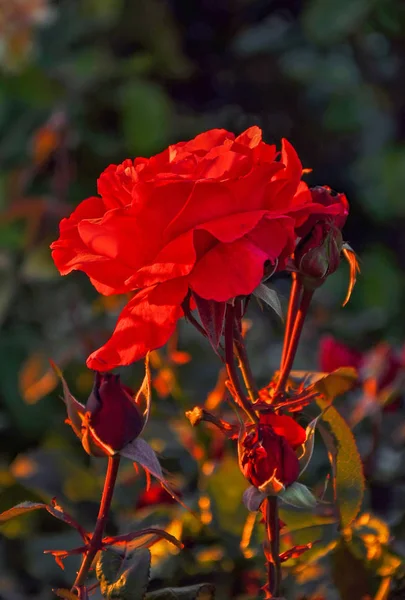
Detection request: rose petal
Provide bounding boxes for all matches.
[188,238,268,301]
[86,279,188,370]
[260,414,307,450]
[51,197,134,294]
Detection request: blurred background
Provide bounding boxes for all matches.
[1,0,405,598]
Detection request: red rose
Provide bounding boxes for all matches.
[319,335,362,374]
[319,336,403,412]
[239,414,306,492]
[51,127,316,370]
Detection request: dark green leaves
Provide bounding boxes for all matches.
[145,584,215,599]
[97,547,151,600]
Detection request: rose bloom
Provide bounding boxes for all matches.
[239,414,306,490]
[51,126,338,370]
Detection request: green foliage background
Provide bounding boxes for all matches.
[1,1,405,598]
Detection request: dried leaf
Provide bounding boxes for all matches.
[19,352,58,404]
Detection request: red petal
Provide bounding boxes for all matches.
[188,238,268,301]
[97,160,140,209]
[126,231,196,288]
[86,279,188,370]
[247,216,296,264]
[50,197,134,295]
[260,414,306,449]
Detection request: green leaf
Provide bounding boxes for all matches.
[253,283,283,320]
[298,414,322,476]
[120,80,172,155]
[279,482,317,509]
[97,547,151,600]
[290,367,358,400]
[145,584,215,599]
[206,455,248,536]
[96,548,123,589]
[316,402,365,528]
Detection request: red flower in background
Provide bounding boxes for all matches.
[319,335,404,411]
[51,127,341,370]
[319,335,362,374]
[239,414,306,492]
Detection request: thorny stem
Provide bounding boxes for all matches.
[280,274,302,371]
[224,304,258,423]
[274,288,314,396]
[265,498,281,597]
[233,321,259,404]
[72,455,120,590]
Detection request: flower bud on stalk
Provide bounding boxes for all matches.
[55,363,149,458]
[239,414,306,495]
[293,186,358,302]
[81,373,144,456]
[294,221,343,290]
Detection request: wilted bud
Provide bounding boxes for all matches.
[81,373,144,456]
[238,414,306,494]
[295,221,343,289]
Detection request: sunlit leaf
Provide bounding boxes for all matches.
[97,547,151,600]
[316,402,365,528]
[279,482,317,509]
[298,413,323,476]
[53,589,79,600]
[290,367,358,400]
[50,361,85,439]
[103,527,183,551]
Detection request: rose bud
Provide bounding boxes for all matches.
[239,414,306,495]
[80,372,145,456]
[294,186,352,292]
[295,221,343,289]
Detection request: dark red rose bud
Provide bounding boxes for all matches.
[295,221,343,289]
[293,186,349,290]
[239,414,306,493]
[82,372,144,455]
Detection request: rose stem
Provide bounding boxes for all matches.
[274,288,314,396]
[232,318,259,404]
[231,310,281,598]
[224,304,258,424]
[72,454,120,589]
[265,497,281,597]
[280,273,302,371]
